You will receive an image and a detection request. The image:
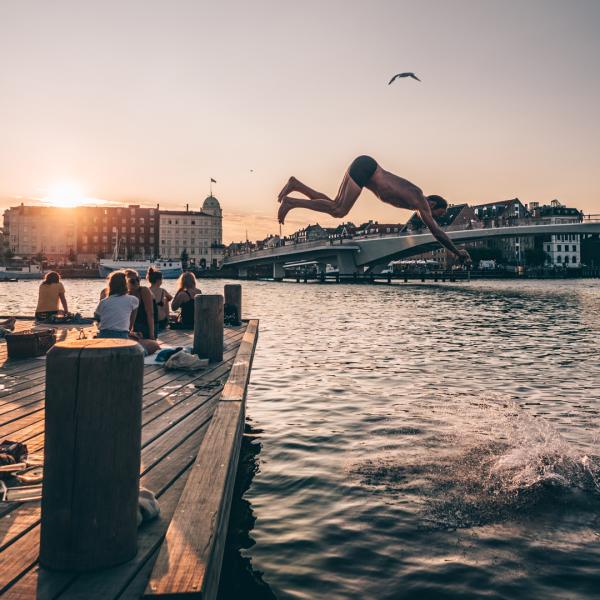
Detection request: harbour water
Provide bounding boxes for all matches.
[2,278,599,599]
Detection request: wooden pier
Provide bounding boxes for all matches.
[0,292,258,599]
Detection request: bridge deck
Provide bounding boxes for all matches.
[0,319,258,599]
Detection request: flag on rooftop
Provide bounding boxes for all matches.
[211,178,217,183]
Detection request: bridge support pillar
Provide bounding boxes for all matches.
[273,263,285,281]
[336,252,357,276]
[238,267,248,279]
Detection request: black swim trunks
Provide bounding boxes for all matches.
[348,155,377,187]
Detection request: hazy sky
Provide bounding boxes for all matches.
[1,0,599,242]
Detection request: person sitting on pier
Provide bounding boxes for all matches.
[94,271,159,355]
[148,267,172,334]
[125,269,157,340]
[171,272,201,330]
[277,155,472,266]
[35,271,68,320]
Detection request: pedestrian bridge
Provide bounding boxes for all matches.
[223,222,600,276]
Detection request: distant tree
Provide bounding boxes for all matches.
[68,248,77,263]
[126,247,134,261]
[3,248,14,263]
[96,250,105,261]
[180,249,189,269]
[523,247,550,266]
[34,251,46,264]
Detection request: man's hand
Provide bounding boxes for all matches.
[456,248,472,267]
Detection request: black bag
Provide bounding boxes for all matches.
[224,303,241,326]
[5,328,56,359]
[0,440,28,465]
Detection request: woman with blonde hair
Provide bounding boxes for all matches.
[171,271,201,330]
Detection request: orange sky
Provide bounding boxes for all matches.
[1,0,599,243]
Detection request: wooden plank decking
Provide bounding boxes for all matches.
[0,318,259,599]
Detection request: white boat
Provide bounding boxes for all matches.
[98,235,183,279]
[0,264,43,280]
[98,259,183,279]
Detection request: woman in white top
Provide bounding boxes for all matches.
[95,271,159,354]
[95,271,139,339]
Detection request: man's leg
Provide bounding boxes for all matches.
[278,172,361,224]
[278,177,333,202]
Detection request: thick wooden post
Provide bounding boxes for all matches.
[224,284,242,321]
[193,294,224,362]
[40,339,144,571]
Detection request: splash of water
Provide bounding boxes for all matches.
[353,395,600,529]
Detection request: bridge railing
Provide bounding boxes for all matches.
[224,217,600,262]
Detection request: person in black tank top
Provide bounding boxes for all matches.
[125,270,156,339]
[171,272,201,330]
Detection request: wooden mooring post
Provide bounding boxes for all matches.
[193,294,224,362]
[224,283,242,321]
[40,339,144,571]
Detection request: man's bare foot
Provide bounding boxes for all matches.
[277,177,298,203]
[277,197,292,224]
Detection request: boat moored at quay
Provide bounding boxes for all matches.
[98,259,183,279]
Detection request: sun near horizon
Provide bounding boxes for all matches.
[39,181,96,209]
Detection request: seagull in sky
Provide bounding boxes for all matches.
[388,72,421,84]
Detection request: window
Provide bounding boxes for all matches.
[572,245,576,252]
[556,255,562,263]
[557,244,562,251]
[572,255,577,263]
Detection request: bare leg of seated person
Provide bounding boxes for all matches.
[138,338,160,356]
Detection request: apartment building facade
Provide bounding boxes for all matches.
[3,205,77,261]
[159,196,224,268]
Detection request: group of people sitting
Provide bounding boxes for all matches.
[33,268,203,354]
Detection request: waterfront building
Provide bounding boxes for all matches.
[3,205,77,261]
[226,240,257,256]
[291,223,329,243]
[529,200,583,267]
[159,196,224,268]
[402,204,480,268]
[325,222,357,240]
[76,205,159,263]
[354,221,404,236]
[470,198,533,264]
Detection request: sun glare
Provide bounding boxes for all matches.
[42,181,87,208]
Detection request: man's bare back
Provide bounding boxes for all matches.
[277,155,472,265]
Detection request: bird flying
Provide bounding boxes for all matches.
[388,72,421,84]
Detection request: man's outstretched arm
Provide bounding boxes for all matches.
[417,205,472,266]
